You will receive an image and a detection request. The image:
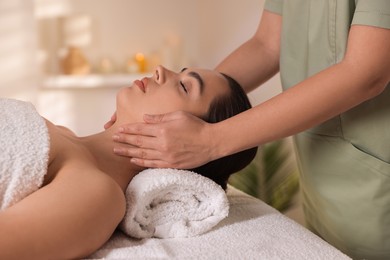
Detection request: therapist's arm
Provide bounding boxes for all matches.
[212,24,390,158]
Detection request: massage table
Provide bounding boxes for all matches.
[87,186,351,259]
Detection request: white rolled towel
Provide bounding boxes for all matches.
[119,168,229,239]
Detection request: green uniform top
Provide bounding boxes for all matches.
[264,1,390,259]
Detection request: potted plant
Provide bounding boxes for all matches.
[229,139,299,212]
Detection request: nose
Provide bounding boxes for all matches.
[153,65,176,85]
[153,65,164,84]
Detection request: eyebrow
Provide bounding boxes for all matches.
[181,68,204,95]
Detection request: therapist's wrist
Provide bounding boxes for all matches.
[206,122,229,162]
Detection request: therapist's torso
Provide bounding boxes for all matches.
[265,0,390,259]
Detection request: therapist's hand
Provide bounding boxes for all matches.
[112,111,215,169]
[104,112,117,129]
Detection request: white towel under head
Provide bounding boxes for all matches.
[119,168,229,239]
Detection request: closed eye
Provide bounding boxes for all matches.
[180,81,188,93]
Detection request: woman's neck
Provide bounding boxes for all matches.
[78,124,145,191]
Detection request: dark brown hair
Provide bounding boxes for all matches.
[191,73,257,190]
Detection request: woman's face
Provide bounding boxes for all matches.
[116,65,230,123]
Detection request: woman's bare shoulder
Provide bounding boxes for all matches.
[44,117,77,136]
[0,167,126,259]
[53,163,127,213]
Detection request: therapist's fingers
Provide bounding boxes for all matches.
[112,132,157,149]
[104,120,114,130]
[143,111,187,124]
[130,158,172,168]
[117,111,196,140]
[113,147,172,168]
[113,146,159,160]
[117,122,160,138]
[104,112,117,129]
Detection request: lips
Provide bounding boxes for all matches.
[134,78,147,93]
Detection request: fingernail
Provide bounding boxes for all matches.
[118,127,124,132]
[113,135,119,141]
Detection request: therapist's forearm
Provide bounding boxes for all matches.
[211,24,390,159]
[211,60,387,159]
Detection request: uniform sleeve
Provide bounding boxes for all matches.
[264,0,283,15]
[352,0,390,29]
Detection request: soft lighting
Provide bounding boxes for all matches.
[135,53,146,73]
[62,14,92,47]
[34,0,71,19]
[0,0,38,100]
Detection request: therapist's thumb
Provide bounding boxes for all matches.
[143,113,167,123]
[143,111,185,123]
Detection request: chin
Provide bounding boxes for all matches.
[115,111,142,126]
[116,87,132,103]
[117,113,138,123]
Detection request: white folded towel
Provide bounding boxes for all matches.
[119,168,229,239]
[0,98,50,210]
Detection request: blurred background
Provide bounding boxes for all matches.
[0,0,303,225]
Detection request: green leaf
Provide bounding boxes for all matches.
[228,139,300,212]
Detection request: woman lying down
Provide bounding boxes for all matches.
[0,65,256,259]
